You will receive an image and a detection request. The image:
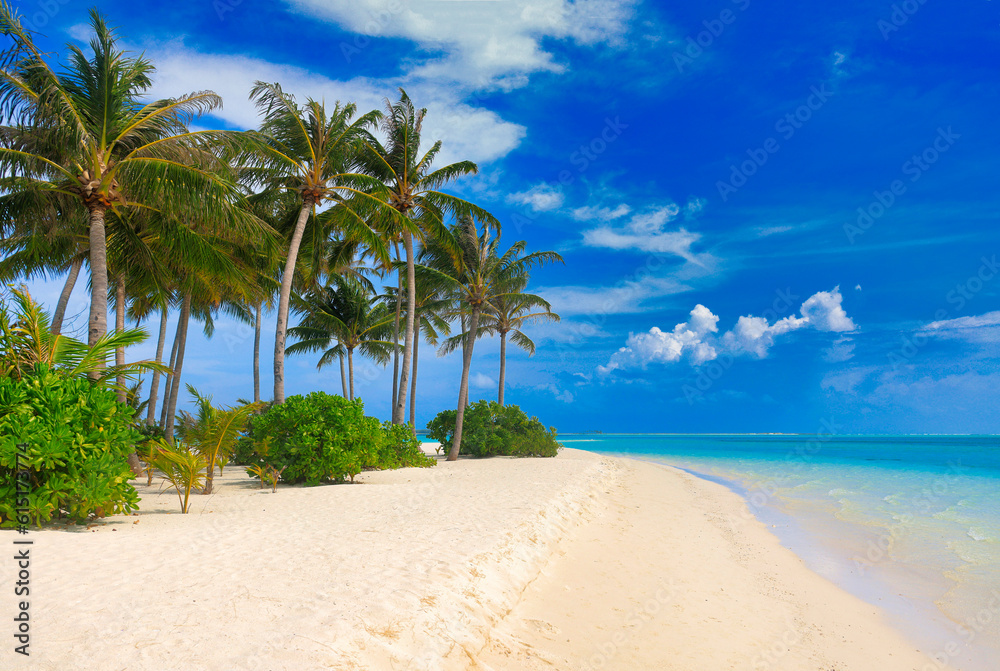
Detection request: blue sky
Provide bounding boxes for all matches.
[16,0,1000,433]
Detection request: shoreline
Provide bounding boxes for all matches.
[2,447,955,669]
[615,452,1000,671]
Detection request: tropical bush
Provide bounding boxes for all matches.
[427,400,561,458]
[237,392,433,485]
[0,365,142,525]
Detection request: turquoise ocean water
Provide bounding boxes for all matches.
[560,434,1000,671]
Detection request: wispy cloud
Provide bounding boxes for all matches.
[921,311,1000,343]
[577,200,713,265]
[507,183,565,211]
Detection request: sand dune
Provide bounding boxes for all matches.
[1,448,950,670]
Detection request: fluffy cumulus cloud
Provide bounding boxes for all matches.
[598,287,855,374]
[507,183,565,211]
[285,0,638,90]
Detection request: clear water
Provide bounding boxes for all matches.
[562,434,1000,671]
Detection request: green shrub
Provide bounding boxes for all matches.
[238,392,433,485]
[0,365,141,525]
[426,401,561,458]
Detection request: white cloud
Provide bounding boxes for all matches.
[536,277,691,317]
[922,311,1000,340]
[536,383,574,403]
[470,372,495,389]
[507,183,564,211]
[799,287,856,332]
[823,337,856,363]
[599,287,856,374]
[571,203,631,221]
[579,200,712,266]
[285,0,638,90]
[138,39,525,166]
[685,198,705,218]
[821,365,874,394]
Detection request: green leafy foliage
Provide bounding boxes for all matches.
[237,392,434,485]
[238,392,433,485]
[175,384,260,494]
[148,441,207,514]
[0,365,141,525]
[427,400,561,458]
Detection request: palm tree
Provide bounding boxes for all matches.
[357,89,498,425]
[0,286,165,386]
[286,276,395,400]
[241,81,392,405]
[0,187,88,334]
[420,218,561,460]
[383,278,451,427]
[440,276,561,406]
[0,7,251,351]
[175,384,257,495]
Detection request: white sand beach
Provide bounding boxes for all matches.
[3,448,951,670]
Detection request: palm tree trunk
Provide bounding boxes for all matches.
[339,351,348,398]
[253,301,262,403]
[51,256,82,335]
[498,331,507,406]
[160,320,180,428]
[115,275,127,404]
[273,202,312,404]
[145,307,168,426]
[163,292,193,445]
[394,231,415,424]
[409,313,419,430]
[87,205,109,349]
[391,241,402,412]
[348,348,355,401]
[448,307,480,461]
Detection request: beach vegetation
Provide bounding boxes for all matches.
[286,276,395,401]
[0,364,142,525]
[426,400,561,458]
[148,440,207,514]
[238,391,433,486]
[174,384,260,494]
[0,4,566,528]
[0,288,166,526]
[419,218,562,460]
